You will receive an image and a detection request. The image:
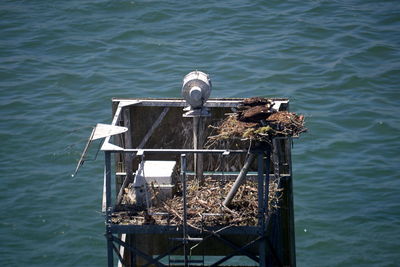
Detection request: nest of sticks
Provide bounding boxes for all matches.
[112,177,283,228]
[111,97,303,228]
[206,97,306,146]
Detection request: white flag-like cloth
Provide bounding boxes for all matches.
[92,123,128,140]
[72,124,128,177]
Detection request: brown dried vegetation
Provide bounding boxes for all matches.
[111,97,304,228]
[112,177,283,228]
[207,97,306,145]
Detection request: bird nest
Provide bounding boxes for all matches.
[111,97,302,228]
[112,177,283,228]
[206,97,306,146]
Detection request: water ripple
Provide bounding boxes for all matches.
[1,0,400,266]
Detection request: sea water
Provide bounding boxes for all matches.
[1,0,399,266]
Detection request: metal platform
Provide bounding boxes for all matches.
[100,98,295,267]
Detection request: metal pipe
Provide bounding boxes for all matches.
[106,148,247,154]
[222,153,256,207]
[105,152,112,215]
[180,154,189,267]
[105,152,114,267]
[107,233,114,267]
[257,153,266,267]
[264,149,271,220]
[193,116,204,184]
[257,153,265,227]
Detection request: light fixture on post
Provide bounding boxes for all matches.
[181,70,212,117]
[181,70,211,183]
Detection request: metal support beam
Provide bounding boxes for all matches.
[209,236,264,266]
[142,244,183,267]
[267,238,284,267]
[257,153,266,267]
[223,153,256,207]
[105,152,114,267]
[264,149,271,218]
[104,148,248,154]
[105,152,112,215]
[111,235,166,267]
[257,153,265,229]
[117,234,127,267]
[138,107,169,149]
[193,116,204,184]
[180,154,189,267]
[210,233,260,263]
[116,107,135,206]
[112,241,127,266]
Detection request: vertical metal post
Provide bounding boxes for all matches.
[193,117,204,184]
[105,151,114,267]
[118,107,134,203]
[271,138,282,266]
[264,149,271,219]
[257,153,266,267]
[279,138,296,267]
[180,154,189,267]
[272,139,280,183]
[286,138,296,266]
[257,153,265,227]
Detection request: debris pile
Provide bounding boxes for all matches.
[207,97,306,144]
[112,177,283,228]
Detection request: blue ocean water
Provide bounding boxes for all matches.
[1,0,399,266]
